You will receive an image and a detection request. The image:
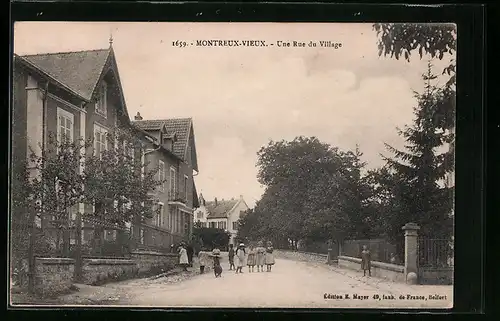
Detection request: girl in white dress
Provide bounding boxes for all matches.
[235,243,246,274]
[178,243,189,271]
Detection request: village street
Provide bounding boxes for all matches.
[53,255,453,309]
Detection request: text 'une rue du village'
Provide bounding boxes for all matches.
[172,40,343,49]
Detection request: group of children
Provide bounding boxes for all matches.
[228,241,275,273]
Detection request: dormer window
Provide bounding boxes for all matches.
[95,81,108,117]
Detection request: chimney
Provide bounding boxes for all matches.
[135,112,143,120]
[240,194,243,199]
[214,197,218,206]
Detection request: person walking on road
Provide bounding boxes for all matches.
[247,244,256,273]
[265,241,275,272]
[178,243,189,271]
[228,244,235,270]
[198,247,209,274]
[361,245,371,277]
[210,248,223,278]
[255,241,266,272]
[235,243,246,274]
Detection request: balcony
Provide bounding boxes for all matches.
[168,191,187,206]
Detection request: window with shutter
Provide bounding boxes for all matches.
[159,160,165,192]
[57,108,74,144]
[94,124,108,159]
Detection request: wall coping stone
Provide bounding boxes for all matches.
[338,255,404,273]
[131,251,178,257]
[35,257,75,265]
[84,258,136,265]
[275,249,328,258]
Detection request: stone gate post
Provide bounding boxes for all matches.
[402,222,420,284]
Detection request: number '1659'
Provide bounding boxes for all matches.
[172,41,188,48]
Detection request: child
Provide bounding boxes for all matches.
[178,243,189,271]
[247,244,256,272]
[390,252,397,264]
[265,241,275,272]
[211,248,223,277]
[198,247,209,274]
[361,245,371,276]
[228,244,235,270]
[255,241,266,272]
[235,243,246,274]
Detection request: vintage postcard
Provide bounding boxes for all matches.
[10,22,455,309]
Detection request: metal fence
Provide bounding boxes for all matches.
[132,222,186,254]
[418,238,454,268]
[341,239,400,264]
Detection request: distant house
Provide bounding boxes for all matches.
[195,194,249,245]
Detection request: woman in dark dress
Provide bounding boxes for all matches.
[186,243,194,267]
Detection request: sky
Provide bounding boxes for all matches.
[13,22,455,208]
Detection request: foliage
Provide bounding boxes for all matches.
[83,126,163,226]
[13,126,163,260]
[379,63,454,241]
[192,227,231,250]
[373,23,456,130]
[239,136,380,246]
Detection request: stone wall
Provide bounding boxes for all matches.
[338,255,406,283]
[30,251,179,295]
[274,250,329,264]
[81,258,137,285]
[34,257,75,297]
[130,251,178,276]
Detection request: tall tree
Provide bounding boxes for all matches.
[256,136,346,245]
[26,133,90,255]
[244,136,381,247]
[339,146,380,239]
[381,62,454,241]
[83,126,163,251]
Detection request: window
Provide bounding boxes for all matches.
[233,222,238,230]
[57,108,74,144]
[159,160,165,192]
[155,203,164,227]
[94,124,108,158]
[95,81,107,116]
[184,175,189,200]
[210,222,216,228]
[169,167,177,197]
[140,228,144,244]
[196,211,203,219]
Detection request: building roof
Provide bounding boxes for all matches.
[21,48,110,101]
[163,118,192,160]
[132,119,166,131]
[205,199,239,219]
[132,118,197,171]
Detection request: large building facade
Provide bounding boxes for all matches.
[12,42,199,247]
[133,115,200,244]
